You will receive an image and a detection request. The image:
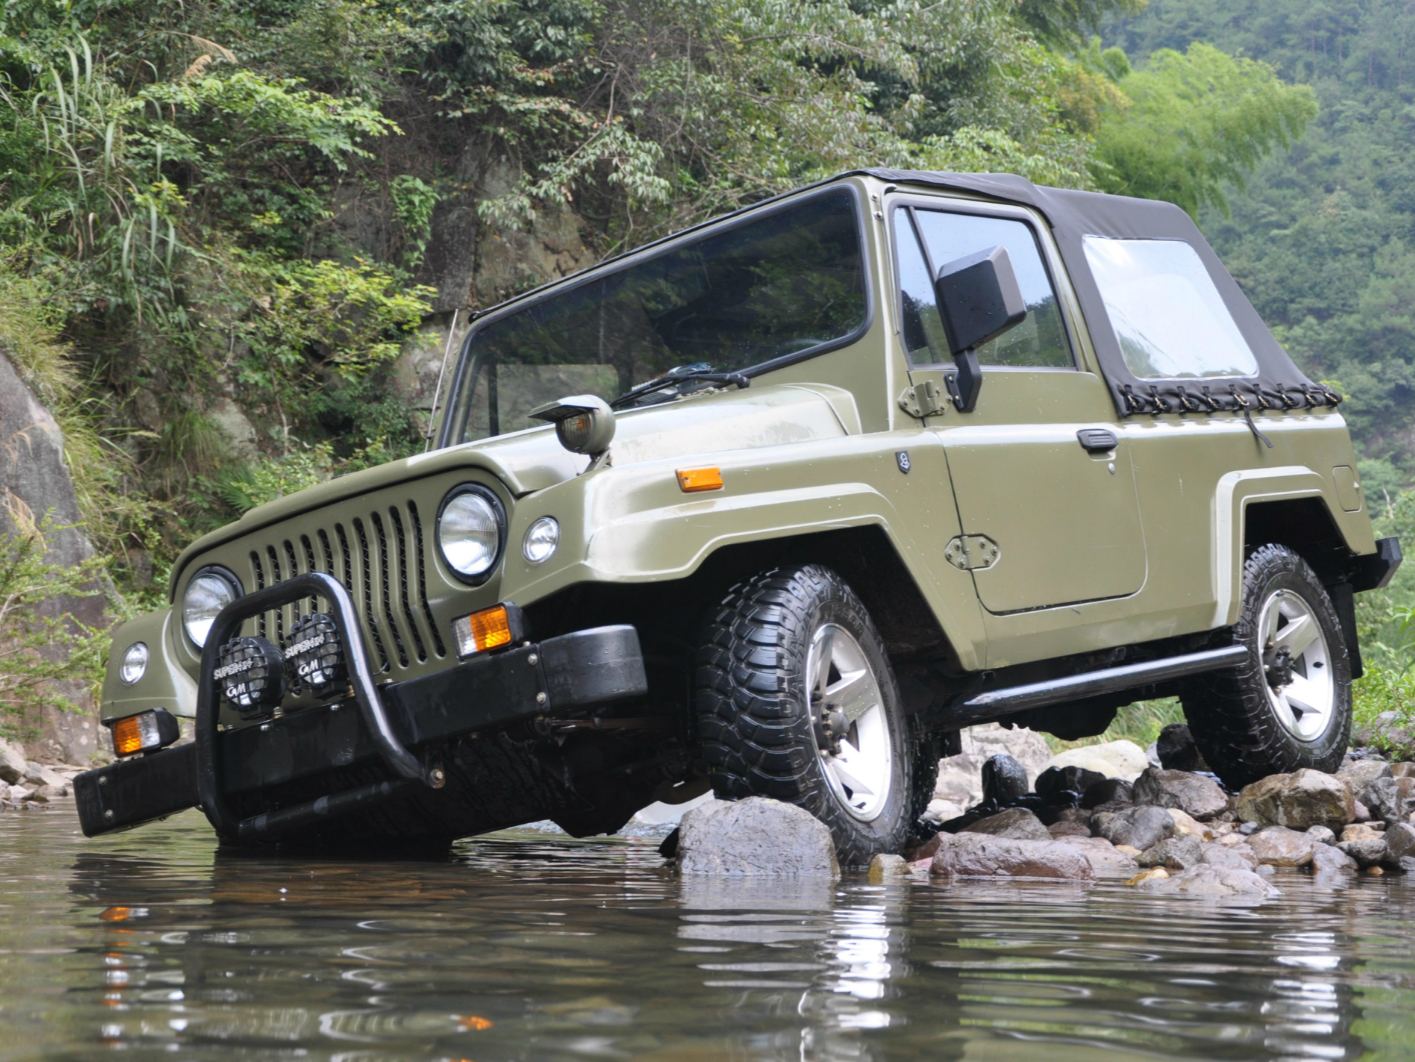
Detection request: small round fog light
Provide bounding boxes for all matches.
[119,642,148,685]
[523,517,560,564]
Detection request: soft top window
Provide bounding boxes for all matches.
[448,188,867,444]
[1083,236,1258,380]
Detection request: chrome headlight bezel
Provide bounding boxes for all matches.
[119,642,149,685]
[436,484,507,585]
[522,516,560,565]
[182,565,244,648]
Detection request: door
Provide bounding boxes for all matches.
[892,201,1148,614]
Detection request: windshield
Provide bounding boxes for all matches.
[446,188,867,444]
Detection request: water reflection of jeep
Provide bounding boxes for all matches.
[80,170,1401,864]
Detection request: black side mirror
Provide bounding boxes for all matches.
[934,246,1027,412]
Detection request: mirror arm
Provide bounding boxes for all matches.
[947,349,982,412]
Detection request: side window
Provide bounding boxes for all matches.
[1082,236,1258,379]
[893,208,1073,369]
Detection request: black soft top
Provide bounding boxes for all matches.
[858,169,1338,418]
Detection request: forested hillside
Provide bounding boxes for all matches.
[1110,1,1415,508]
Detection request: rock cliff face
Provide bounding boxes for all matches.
[0,350,104,763]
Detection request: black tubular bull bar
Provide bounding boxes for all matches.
[196,572,433,840]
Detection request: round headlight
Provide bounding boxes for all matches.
[438,487,504,580]
[523,517,560,564]
[183,567,242,647]
[119,642,148,685]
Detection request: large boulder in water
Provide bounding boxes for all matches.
[1235,770,1354,832]
[676,797,840,878]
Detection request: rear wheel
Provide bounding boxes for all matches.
[1181,544,1351,789]
[694,564,922,864]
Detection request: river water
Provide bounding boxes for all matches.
[3,808,1414,1062]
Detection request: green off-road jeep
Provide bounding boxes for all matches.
[78,170,1402,862]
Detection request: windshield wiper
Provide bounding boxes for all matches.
[610,362,751,409]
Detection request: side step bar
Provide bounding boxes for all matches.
[947,644,1249,727]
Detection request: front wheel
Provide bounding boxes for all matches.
[694,564,921,865]
[1181,543,1351,789]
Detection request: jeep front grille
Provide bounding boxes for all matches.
[245,501,447,674]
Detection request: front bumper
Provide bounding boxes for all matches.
[76,580,646,839]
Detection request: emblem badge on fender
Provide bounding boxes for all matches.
[896,451,911,474]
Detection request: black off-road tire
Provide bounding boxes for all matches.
[694,564,922,865]
[1181,544,1352,789]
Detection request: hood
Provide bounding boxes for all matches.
[168,383,859,597]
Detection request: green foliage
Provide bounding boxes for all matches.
[0,512,109,731]
[1092,41,1317,214]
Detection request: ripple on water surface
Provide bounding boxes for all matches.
[2,809,1415,1061]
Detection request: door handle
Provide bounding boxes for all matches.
[1077,428,1118,453]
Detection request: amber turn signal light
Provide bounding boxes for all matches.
[452,603,527,660]
[108,708,180,758]
[677,467,723,493]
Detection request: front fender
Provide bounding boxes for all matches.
[101,609,197,722]
[499,431,990,669]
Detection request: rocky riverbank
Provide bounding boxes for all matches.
[672,723,1415,898]
[0,738,79,808]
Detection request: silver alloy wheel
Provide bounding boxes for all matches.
[807,622,893,821]
[1258,588,1335,741]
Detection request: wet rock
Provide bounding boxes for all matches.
[1127,867,1169,886]
[1235,770,1355,832]
[1035,766,1106,809]
[1155,724,1209,772]
[868,854,910,882]
[1167,808,1215,841]
[1353,800,1372,823]
[677,797,840,877]
[19,787,47,804]
[1305,825,1337,845]
[1137,836,1204,871]
[1052,835,1138,876]
[1201,842,1257,869]
[930,834,1095,882]
[0,741,25,786]
[1341,823,1384,843]
[1133,768,1230,820]
[1081,777,1133,809]
[1137,864,1280,898]
[904,832,943,863]
[981,754,1029,808]
[1310,844,1360,874]
[933,723,1053,811]
[923,798,966,825]
[1339,759,1393,794]
[963,808,1050,841]
[23,763,64,790]
[1048,819,1093,838]
[1247,826,1317,867]
[1384,822,1415,862]
[1338,837,1389,868]
[1360,776,1415,825]
[1041,740,1149,782]
[1092,806,1176,850]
